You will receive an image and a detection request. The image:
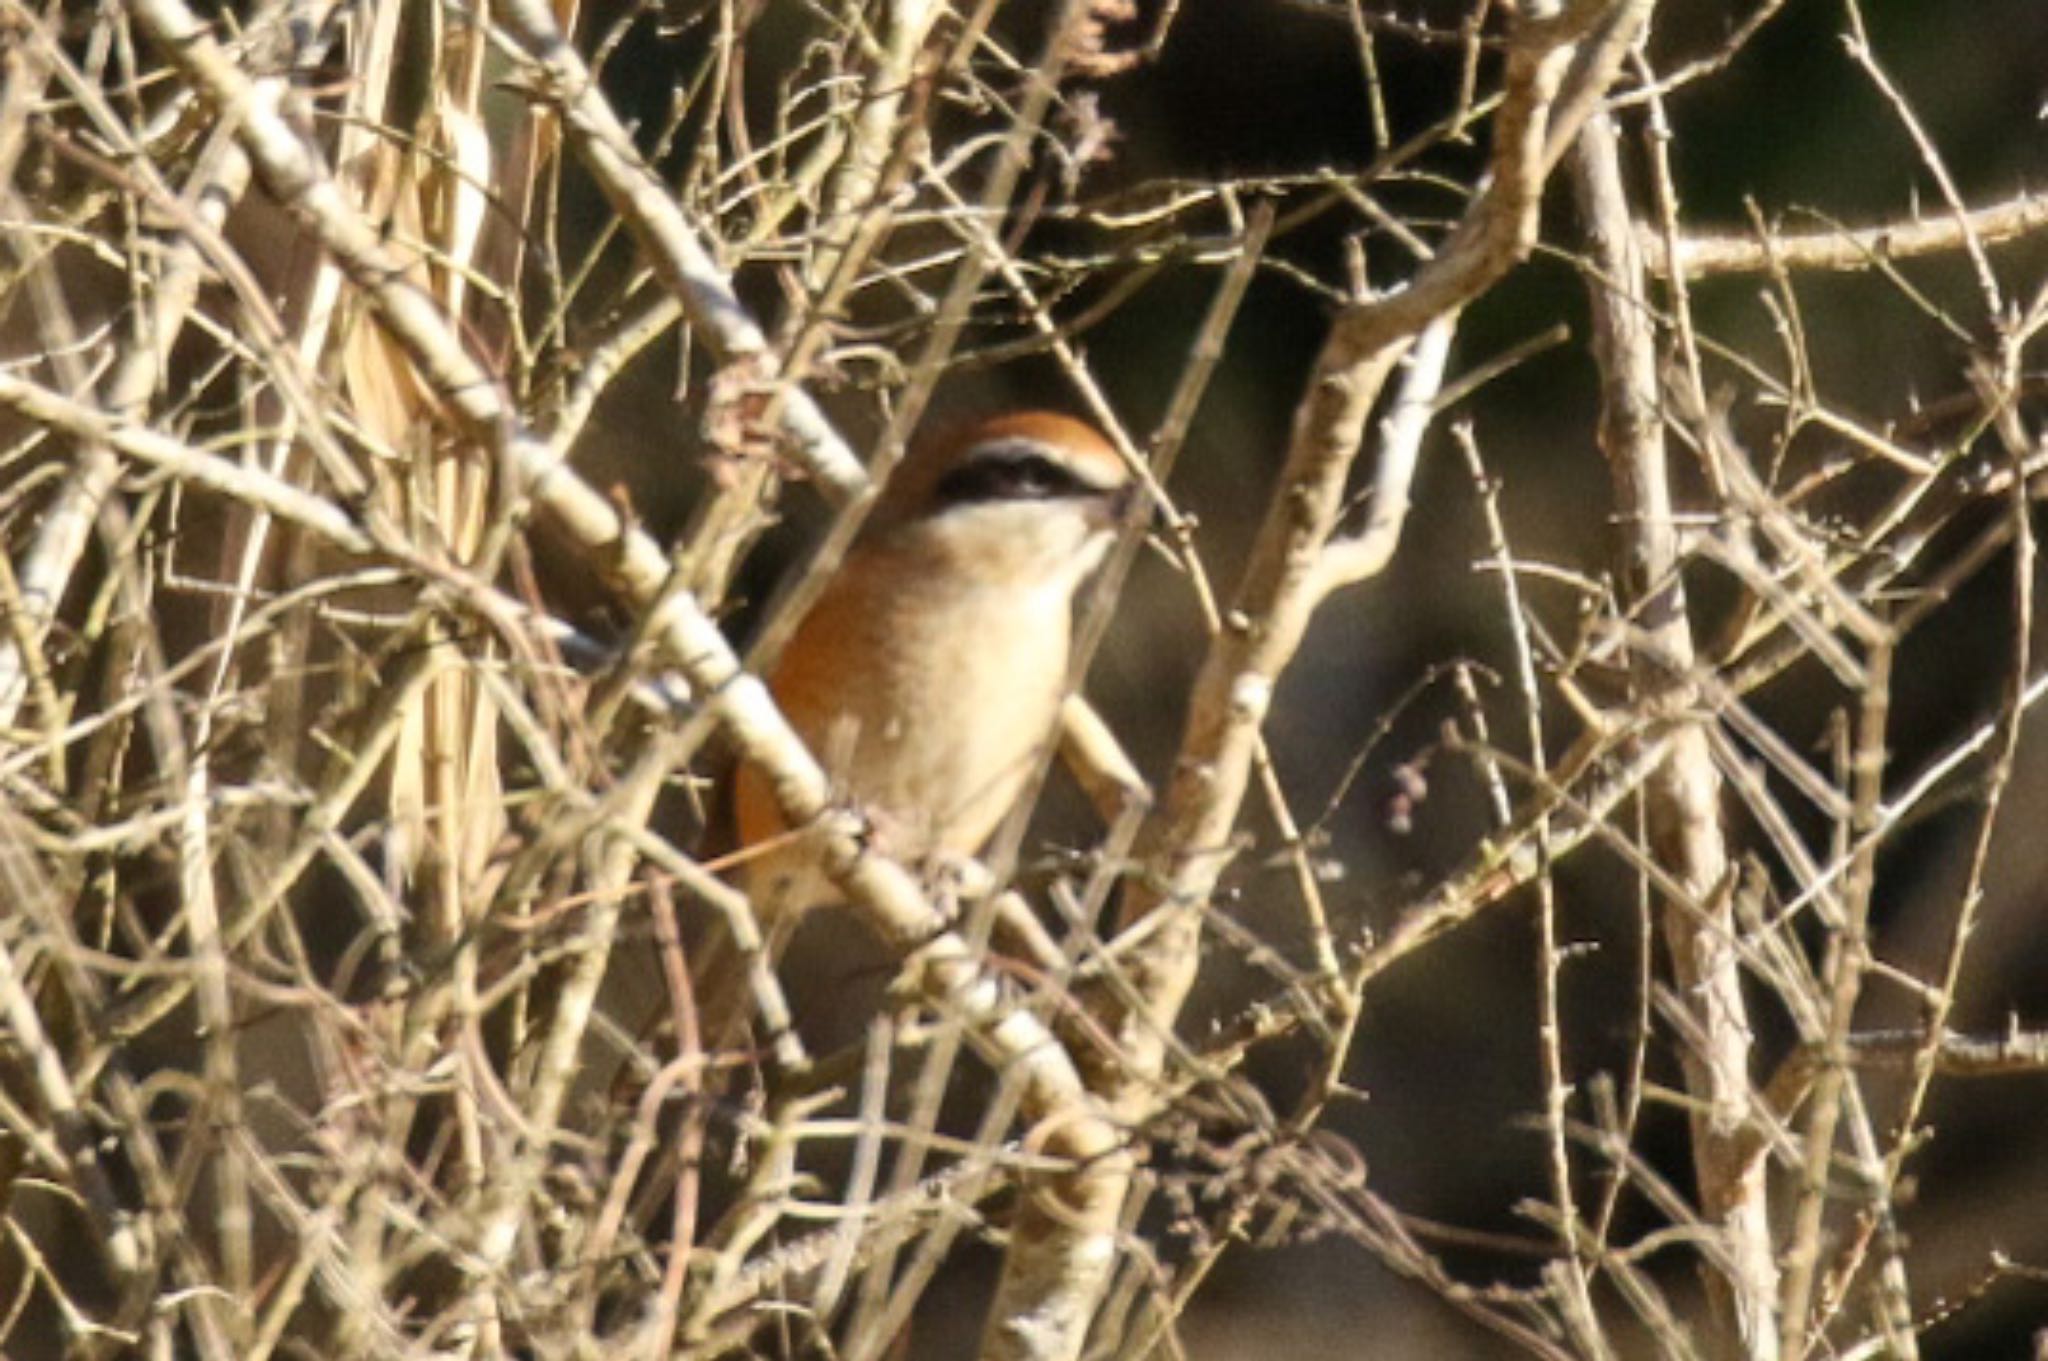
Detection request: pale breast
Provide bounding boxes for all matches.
[849,573,1070,856]
[758,545,1073,869]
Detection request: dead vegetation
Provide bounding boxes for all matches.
[0,1,2044,1357]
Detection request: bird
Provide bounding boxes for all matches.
[723,410,1137,1008]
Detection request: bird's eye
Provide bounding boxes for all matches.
[933,448,1093,507]
[1008,454,1073,496]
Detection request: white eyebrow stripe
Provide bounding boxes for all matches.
[969,436,1058,461]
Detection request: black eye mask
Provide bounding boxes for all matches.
[932,444,1105,508]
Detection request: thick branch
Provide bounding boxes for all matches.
[1117,0,1650,1075]
[1572,109,1779,1360]
[1642,191,2048,279]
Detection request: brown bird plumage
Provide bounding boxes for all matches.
[732,410,1134,942]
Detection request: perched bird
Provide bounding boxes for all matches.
[730,410,1137,961]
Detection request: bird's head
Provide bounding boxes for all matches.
[871,411,1140,593]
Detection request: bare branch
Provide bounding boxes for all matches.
[1573,105,1780,1361]
[1642,191,2048,279]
